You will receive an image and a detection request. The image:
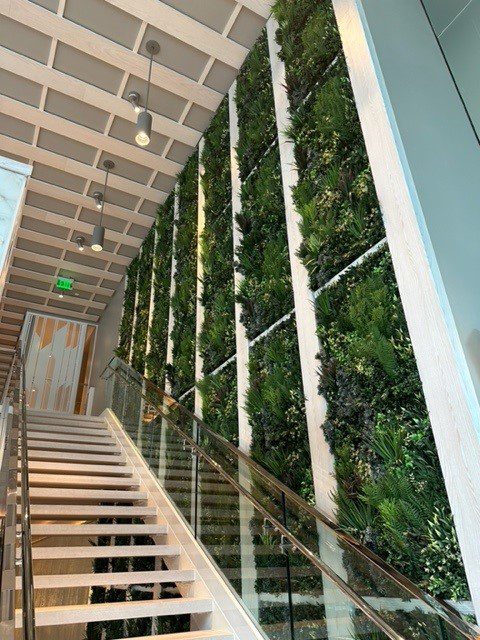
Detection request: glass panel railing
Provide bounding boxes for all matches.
[102,357,480,640]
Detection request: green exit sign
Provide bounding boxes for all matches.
[56,277,73,291]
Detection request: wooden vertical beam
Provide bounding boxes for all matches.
[266,18,336,518]
[165,185,180,395]
[194,139,206,418]
[228,84,251,453]
[332,0,480,616]
[128,246,142,367]
[145,227,158,378]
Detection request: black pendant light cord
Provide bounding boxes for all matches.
[145,49,154,113]
[100,164,110,227]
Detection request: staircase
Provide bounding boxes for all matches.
[16,409,233,639]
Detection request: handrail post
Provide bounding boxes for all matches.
[193,423,200,539]
[281,490,296,640]
[19,354,36,640]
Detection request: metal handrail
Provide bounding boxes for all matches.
[18,351,36,639]
[0,347,36,639]
[104,357,480,640]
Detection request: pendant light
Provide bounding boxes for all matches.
[135,40,160,147]
[92,159,114,252]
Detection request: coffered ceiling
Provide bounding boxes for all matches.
[0,0,271,388]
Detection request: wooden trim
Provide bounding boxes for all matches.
[0,95,181,177]
[27,180,154,228]
[0,135,165,203]
[228,85,250,453]
[1,0,222,111]
[22,205,142,249]
[235,0,272,18]
[0,46,201,148]
[194,139,205,418]
[12,248,123,282]
[266,18,336,518]
[103,0,248,68]
[164,185,180,395]
[15,227,131,267]
[4,283,105,310]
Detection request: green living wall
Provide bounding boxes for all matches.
[235,31,293,339]
[130,227,155,374]
[273,0,468,600]
[199,97,235,374]
[145,193,175,386]
[116,255,138,362]
[197,360,238,445]
[168,151,199,398]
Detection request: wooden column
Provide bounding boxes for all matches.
[332,0,480,616]
[164,185,180,396]
[228,84,251,453]
[266,18,336,518]
[145,226,158,379]
[128,245,142,366]
[194,139,206,418]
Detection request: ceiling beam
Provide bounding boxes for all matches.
[27,180,155,228]
[0,95,182,177]
[1,0,222,111]
[235,0,272,18]
[104,0,248,68]
[0,310,23,323]
[16,228,131,267]
[22,205,142,249]
[0,47,202,148]
[12,249,124,282]
[0,297,99,322]
[4,284,106,311]
[9,267,115,298]
[0,135,165,202]
[0,322,19,333]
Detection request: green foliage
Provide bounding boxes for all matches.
[199,97,235,372]
[235,31,277,179]
[197,361,238,445]
[235,147,293,339]
[274,1,383,290]
[247,318,314,502]
[317,248,469,599]
[116,256,138,361]
[145,193,175,386]
[131,227,155,374]
[169,151,198,397]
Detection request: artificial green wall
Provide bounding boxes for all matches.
[131,227,155,374]
[199,97,235,374]
[168,151,198,398]
[116,255,138,362]
[145,194,175,387]
[116,0,468,603]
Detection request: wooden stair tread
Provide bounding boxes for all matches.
[27,423,111,437]
[27,431,115,445]
[15,597,213,627]
[20,504,157,518]
[24,460,134,476]
[25,487,147,503]
[25,544,180,560]
[28,523,167,536]
[28,450,126,465]
[27,440,121,454]
[25,473,139,488]
[16,569,195,590]
[115,632,233,640]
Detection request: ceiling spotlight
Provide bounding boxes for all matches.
[128,90,142,114]
[75,235,86,252]
[58,293,64,299]
[135,40,160,147]
[92,160,114,252]
[93,191,103,211]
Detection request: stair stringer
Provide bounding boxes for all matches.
[102,408,265,640]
